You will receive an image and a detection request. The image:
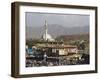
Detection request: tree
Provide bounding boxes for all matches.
[79,40,85,50]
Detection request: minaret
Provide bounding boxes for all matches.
[45,20,48,40]
[42,20,54,41]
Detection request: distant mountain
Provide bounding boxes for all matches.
[26,24,89,39]
[56,34,89,41]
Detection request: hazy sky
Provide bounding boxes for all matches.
[26,12,89,27]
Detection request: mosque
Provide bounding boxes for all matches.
[42,20,55,41]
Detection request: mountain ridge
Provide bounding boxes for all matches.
[26,24,89,39]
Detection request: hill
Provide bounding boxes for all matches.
[26,24,89,40]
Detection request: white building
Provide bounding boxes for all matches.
[42,20,55,41]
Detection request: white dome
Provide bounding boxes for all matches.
[42,33,54,41]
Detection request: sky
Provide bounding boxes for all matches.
[26,12,89,28]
